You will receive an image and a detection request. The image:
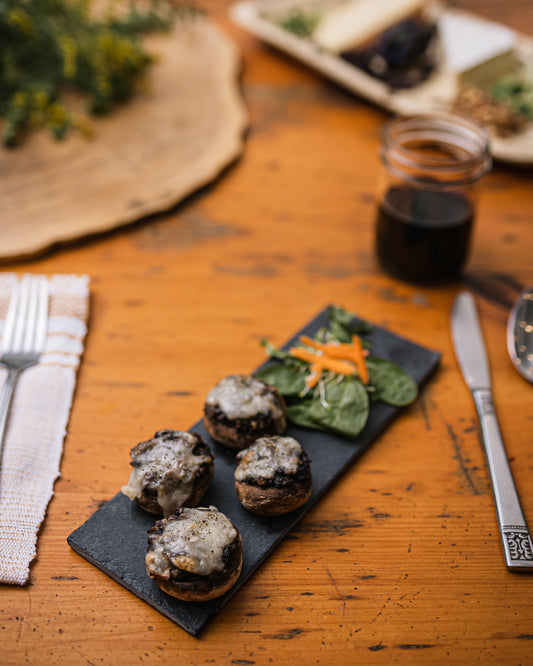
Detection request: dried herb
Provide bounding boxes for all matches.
[0,0,201,146]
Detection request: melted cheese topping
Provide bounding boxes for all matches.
[205,374,283,421]
[234,436,302,482]
[146,507,237,577]
[121,431,211,515]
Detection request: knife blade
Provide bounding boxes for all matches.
[451,291,533,571]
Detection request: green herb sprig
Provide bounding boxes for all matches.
[491,75,533,121]
[278,8,321,38]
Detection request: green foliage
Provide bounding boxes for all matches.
[286,375,370,439]
[325,304,372,342]
[491,76,533,120]
[278,8,320,38]
[255,305,418,439]
[0,0,199,146]
[255,358,308,398]
[365,356,418,406]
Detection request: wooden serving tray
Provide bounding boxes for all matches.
[68,306,441,636]
[0,18,248,261]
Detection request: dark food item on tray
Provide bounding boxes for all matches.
[145,506,243,601]
[121,429,214,516]
[203,374,287,449]
[234,435,312,516]
[340,17,437,89]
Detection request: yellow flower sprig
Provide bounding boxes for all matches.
[0,0,200,147]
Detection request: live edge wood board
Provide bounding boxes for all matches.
[0,18,248,261]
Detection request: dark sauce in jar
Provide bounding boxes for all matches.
[376,185,474,284]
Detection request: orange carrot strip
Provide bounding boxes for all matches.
[351,335,369,385]
[288,346,320,363]
[289,347,355,375]
[290,334,371,387]
[299,335,369,359]
[305,357,358,388]
[306,363,322,389]
[299,334,369,383]
[299,335,325,350]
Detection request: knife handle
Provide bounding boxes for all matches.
[473,389,533,571]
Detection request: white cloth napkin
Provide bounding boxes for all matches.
[0,273,90,585]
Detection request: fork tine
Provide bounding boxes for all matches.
[12,275,32,353]
[0,276,49,454]
[1,280,21,354]
[34,278,49,352]
[1,276,49,355]
[22,277,38,352]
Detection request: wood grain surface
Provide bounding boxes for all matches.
[1,1,532,664]
[0,18,247,260]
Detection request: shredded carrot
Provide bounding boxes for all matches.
[289,346,355,375]
[305,361,346,388]
[297,334,370,385]
[306,363,321,389]
[350,335,369,385]
[300,335,368,359]
[289,346,356,388]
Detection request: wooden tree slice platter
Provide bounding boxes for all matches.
[0,19,248,261]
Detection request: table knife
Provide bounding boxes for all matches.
[451,291,533,571]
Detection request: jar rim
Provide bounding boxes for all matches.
[381,111,492,184]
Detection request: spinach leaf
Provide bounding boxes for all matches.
[366,356,418,406]
[327,304,373,342]
[254,362,307,397]
[327,304,357,330]
[309,376,369,437]
[287,376,369,438]
[285,402,327,432]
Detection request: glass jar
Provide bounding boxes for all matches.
[375,112,492,284]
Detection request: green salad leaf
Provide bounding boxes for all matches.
[255,358,307,398]
[285,375,369,439]
[255,305,418,439]
[366,356,418,406]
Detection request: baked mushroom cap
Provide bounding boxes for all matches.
[145,506,242,602]
[121,429,214,516]
[234,435,312,516]
[203,374,286,449]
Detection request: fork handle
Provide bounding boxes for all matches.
[0,367,22,460]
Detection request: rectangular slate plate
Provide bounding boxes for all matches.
[68,306,441,636]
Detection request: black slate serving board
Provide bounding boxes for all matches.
[68,306,441,636]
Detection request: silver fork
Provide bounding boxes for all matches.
[0,275,49,459]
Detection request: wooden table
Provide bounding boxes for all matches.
[2,1,533,663]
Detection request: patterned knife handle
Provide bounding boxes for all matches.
[473,389,533,571]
